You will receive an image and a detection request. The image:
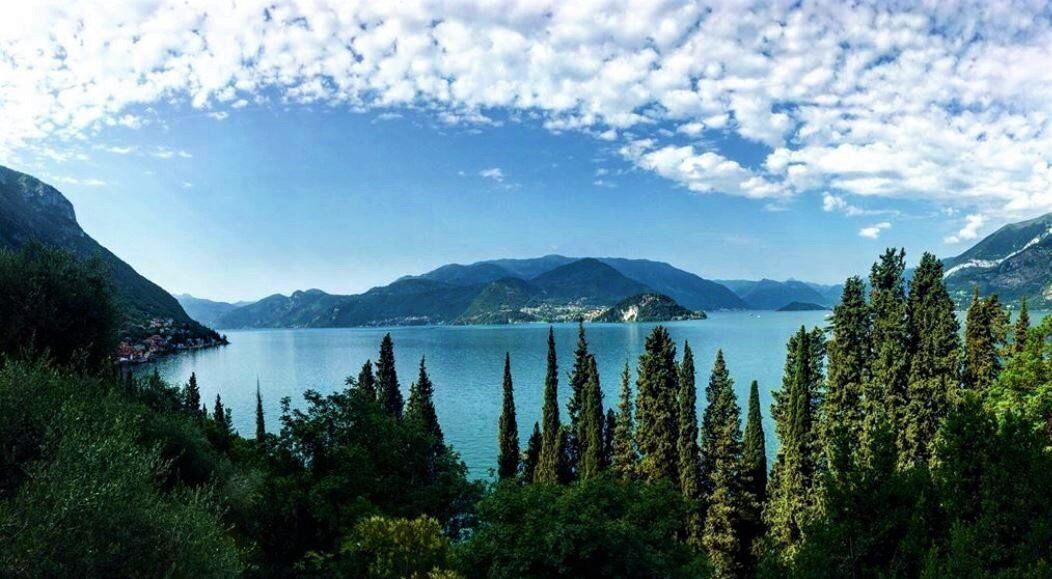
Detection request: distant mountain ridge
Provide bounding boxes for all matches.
[715,278,833,310]
[595,293,706,323]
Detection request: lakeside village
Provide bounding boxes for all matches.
[115,317,228,365]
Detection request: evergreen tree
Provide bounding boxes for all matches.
[213,393,227,429]
[1014,297,1030,355]
[353,359,377,400]
[184,372,202,416]
[677,342,703,546]
[579,355,605,480]
[255,378,266,443]
[406,356,443,445]
[567,320,591,476]
[497,353,520,480]
[740,380,767,568]
[963,289,1008,391]
[901,253,961,467]
[522,422,542,483]
[611,362,638,479]
[766,326,824,558]
[537,328,568,483]
[602,408,616,470]
[867,248,909,429]
[700,350,745,577]
[376,334,404,418]
[821,276,870,458]
[636,326,680,484]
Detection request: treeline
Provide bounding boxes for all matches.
[2,245,1052,577]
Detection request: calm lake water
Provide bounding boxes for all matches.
[140,311,833,478]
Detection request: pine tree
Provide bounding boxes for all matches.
[821,276,869,458]
[867,249,909,429]
[376,334,403,418]
[700,350,745,577]
[352,359,377,400]
[184,372,202,416]
[579,355,605,479]
[567,320,590,476]
[963,289,1008,391]
[612,362,638,479]
[523,422,542,483]
[636,326,680,484]
[497,353,520,480]
[407,356,443,445]
[766,326,824,558]
[255,378,266,443]
[537,327,566,483]
[740,380,767,570]
[213,393,226,428]
[902,253,961,467]
[603,408,616,469]
[678,342,703,546]
[1014,297,1030,355]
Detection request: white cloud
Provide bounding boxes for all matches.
[479,167,504,182]
[859,222,892,239]
[944,214,987,244]
[207,111,229,120]
[2,1,1052,225]
[98,145,136,155]
[49,175,106,187]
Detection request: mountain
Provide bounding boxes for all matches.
[943,212,1052,306]
[455,277,542,325]
[593,257,747,310]
[176,294,251,327]
[595,293,706,323]
[411,262,513,286]
[776,301,828,312]
[0,165,215,339]
[806,282,845,305]
[480,255,578,280]
[531,258,650,305]
[719,278,830,310]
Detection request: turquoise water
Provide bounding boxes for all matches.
[141,311,831,478]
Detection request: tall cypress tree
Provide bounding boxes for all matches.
[376,334,403,418]
[603,408,616,469]
[523,422,542,483]
[821,276,870,460]
[868,249,909,429]
[766,326,824,558]
[963,289,1008,391]
[352,359,377,400]
[567,320,590,476]
[579,356,605,479]
[636,326,680,484]
[1014,297,1030,355]
[537,327,567,483]
[612,362,638,479]
[700,350,745,577]
[678,342,703,545]
[497,353,520,480]
[185,372,202,416]
[902,253,961,467]
[213,393,226,429]
[255,378,266,443]
[406,356,443,445]
[740,380,767,568]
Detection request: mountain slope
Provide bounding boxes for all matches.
[595,257,747,310]
[734,279,830,310]
[531,258,651,305]
[595,293,706,323]
[176,294,250,327]
[455,277,542,324]
[0,165,203,329]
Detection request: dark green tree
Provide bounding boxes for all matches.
[740,380,767,567]
[579,355,605,480]
[963,289,1008,392]
[902,252,961,467]
[376,334,403,418]
[677,342,703,546]
[522,422,542,483]
[821,276,869,459]
[700,350,745,577]
[1014,297,1030,355]
[406,356,443,445]
[603,408,616,470]
[497,353,520,480]
[184,372,202,416]
[636,326,680,484]
[255,378,266,443]
[537,328,567,483]
[612,362,638,479]
[567,320,591,476]
[351,359,377,400]
[867,248,909,430]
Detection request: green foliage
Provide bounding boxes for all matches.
[636,326,680,484]
[963,289,1009,392]
[455,477,708,578]
[377,333,404,418]
[0,244,117,369]
[578,356,606,480]
[522,422,542,483]
[740,380,767,568]
[677,342,703,546]
[867,248,909,427]
[537,328,569,484]
[185,372,203,417]
[335,515,458,578]
[1014,297,1030,355]
[567,321,590,476]
[611,362,638,479]
[255,379,267,443]
[987,315,1052,437]
[497,353,519,480]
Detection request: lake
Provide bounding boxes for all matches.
[140,311,833,479]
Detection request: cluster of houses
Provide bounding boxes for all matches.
[115,317,227,365]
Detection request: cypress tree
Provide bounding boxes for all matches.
[740,380,767,568]
[700,350,745,577]
[678,342,703,546]
[185,372,202,416]
[821,276,870,457]
[1014,297,1030,355]
[636,326,680,484]
[537,327,566,483]
[213,393,226,429]
[603,408,616,469]
[376,334,403,418]
[407,356,443,445]
[867,249,909,429]
[353,359,377,400]
[612,362,638,479]
[902,253,961,467]
[579,355,605,479]
[523,422,542,483]
[963,289,1008,391]
[497,353,520,480]
[567,320,590,475]
[255,378,266,442]
[766,326,824,558]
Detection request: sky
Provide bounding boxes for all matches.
[3,1,1052,302]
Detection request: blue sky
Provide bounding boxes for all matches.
[4,2,1052,302]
